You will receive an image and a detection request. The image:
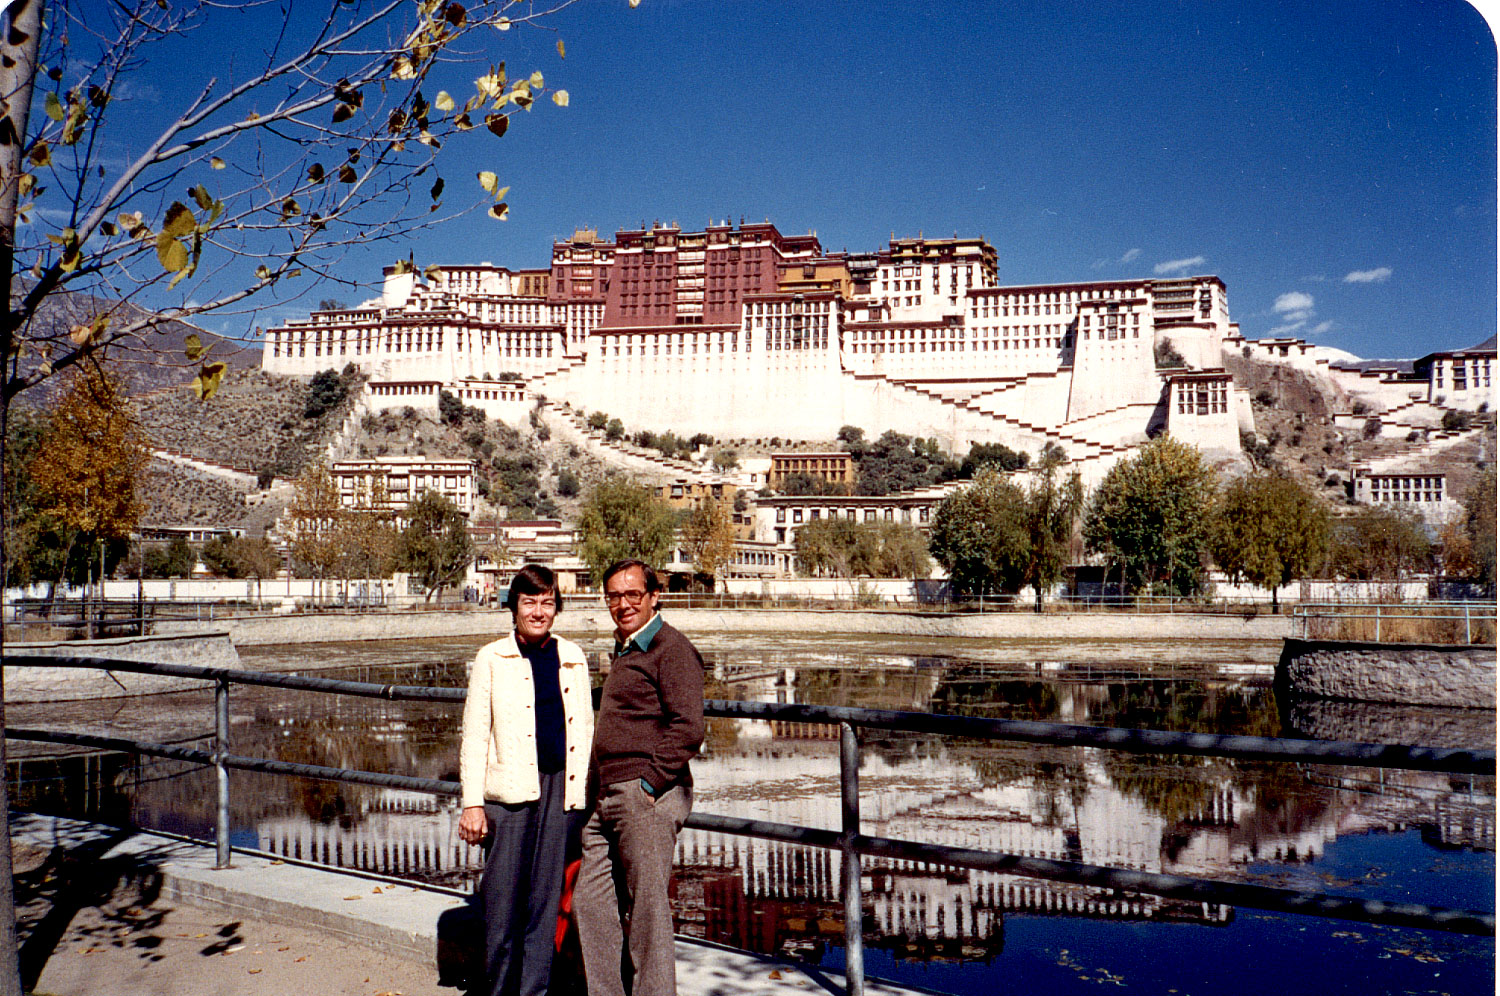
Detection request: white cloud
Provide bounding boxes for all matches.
[1278,289,1314,313]
[1311,320,1334,334]
[1343,266,1392,284]
[1120,248,1141,263]
[1269,291,1315,328]
[1153,255,1205,275]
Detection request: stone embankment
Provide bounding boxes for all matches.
[3,631,241,702]
[173,607,1295,647]
[1275,638,1497,710]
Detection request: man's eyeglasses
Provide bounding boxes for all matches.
[604,589,649,605]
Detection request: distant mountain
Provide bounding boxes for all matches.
[10,286,261,402]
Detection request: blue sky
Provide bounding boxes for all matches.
[78,0,1500,360]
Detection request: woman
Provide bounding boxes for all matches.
[459,564,593,996]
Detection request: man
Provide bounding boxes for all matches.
[574,559,705,996]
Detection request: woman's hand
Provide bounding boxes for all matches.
[458,805,489,844]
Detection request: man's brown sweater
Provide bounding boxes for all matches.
[591,618,706,791]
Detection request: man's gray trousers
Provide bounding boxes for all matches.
[574,779,692,996]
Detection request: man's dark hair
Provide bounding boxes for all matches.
[601,558,662,593]
[506,563,562,613]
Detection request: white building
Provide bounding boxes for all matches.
[261,221,1264,484]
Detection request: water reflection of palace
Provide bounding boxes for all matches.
[9,655,1492,966]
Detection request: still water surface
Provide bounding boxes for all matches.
[9,633,1494,995]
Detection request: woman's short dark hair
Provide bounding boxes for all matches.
[601,558,662,593]
[505,563,562,613]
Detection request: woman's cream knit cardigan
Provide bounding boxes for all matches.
[459,632,594,812]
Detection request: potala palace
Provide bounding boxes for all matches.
[260,218,1495,485]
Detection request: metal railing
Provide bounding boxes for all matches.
[3,653,1495,996]
[1292,601,1498,644]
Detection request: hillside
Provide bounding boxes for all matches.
[1230,349,1495,506]
[14,286,259,402]
[134,367,361,480]
[351,401,611,522]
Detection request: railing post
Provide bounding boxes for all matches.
[214,675,231,869]
[1464,602,1472,644]
[839,721,864,996]
[1375,603,1382,643]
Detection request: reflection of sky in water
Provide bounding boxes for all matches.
[14,635,1493,995]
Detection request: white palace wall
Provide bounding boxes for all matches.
[260,262,1254,473]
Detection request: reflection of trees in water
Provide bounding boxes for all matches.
[931,676,1063,722]
[791,667,940,712]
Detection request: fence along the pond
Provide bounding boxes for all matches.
[3,654,1495,995]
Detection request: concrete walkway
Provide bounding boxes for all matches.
[12,813,926,996]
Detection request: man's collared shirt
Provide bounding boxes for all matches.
[613,611,662,658]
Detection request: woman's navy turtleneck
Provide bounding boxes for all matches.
[516,633,565,773]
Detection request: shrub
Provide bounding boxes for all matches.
[1441,410,1473,432]
[1153,340,1186,369]
[1362,418,1383,440]
[1351,400,1370,415]
[1253,388,1276,406]
[556,469,580,497]
[304,368,346,419]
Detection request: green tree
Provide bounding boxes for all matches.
[285,461,344,600]
[604,418,625,441]
[335,476,398,597]
[1,404,65,590]
[794,516,881,578]
[439,389,465,426]
[928,469,1031,598]
[853,430,955,495]
[397,491,473,602]
[1462,468,1497,589]
[681,495,735,590]
[1209,471,1331,610]
[875,522,933,579]
[779,471,847,496]
[576,475,676,585]
[143,537,197,579]
[586,411,609,431]
[1021,464,1085,612]
[712,448,740,473]
[957,441,1029,478]
[1084,435,1219,595]
[304,369,349,420]
[1327,504,1433,582]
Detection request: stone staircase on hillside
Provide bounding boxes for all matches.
[848,370,1125,463]
[150,448,258,486]
[540,402,716,483]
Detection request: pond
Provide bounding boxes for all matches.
[8,633,1494,995]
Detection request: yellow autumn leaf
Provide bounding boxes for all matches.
[435,91,455,112]
[552,90,569,107]
[557,39,565,59]
[477,170,498,193]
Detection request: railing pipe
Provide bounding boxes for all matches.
[839,722,864,996]
[683,813,1494,937]
[214,676,230,869]
[4,655,1492,774]
[704,699,1495,775]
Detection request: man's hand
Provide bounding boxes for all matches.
[458,805,489,844]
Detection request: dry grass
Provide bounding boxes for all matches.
[1306,609,1496,645]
